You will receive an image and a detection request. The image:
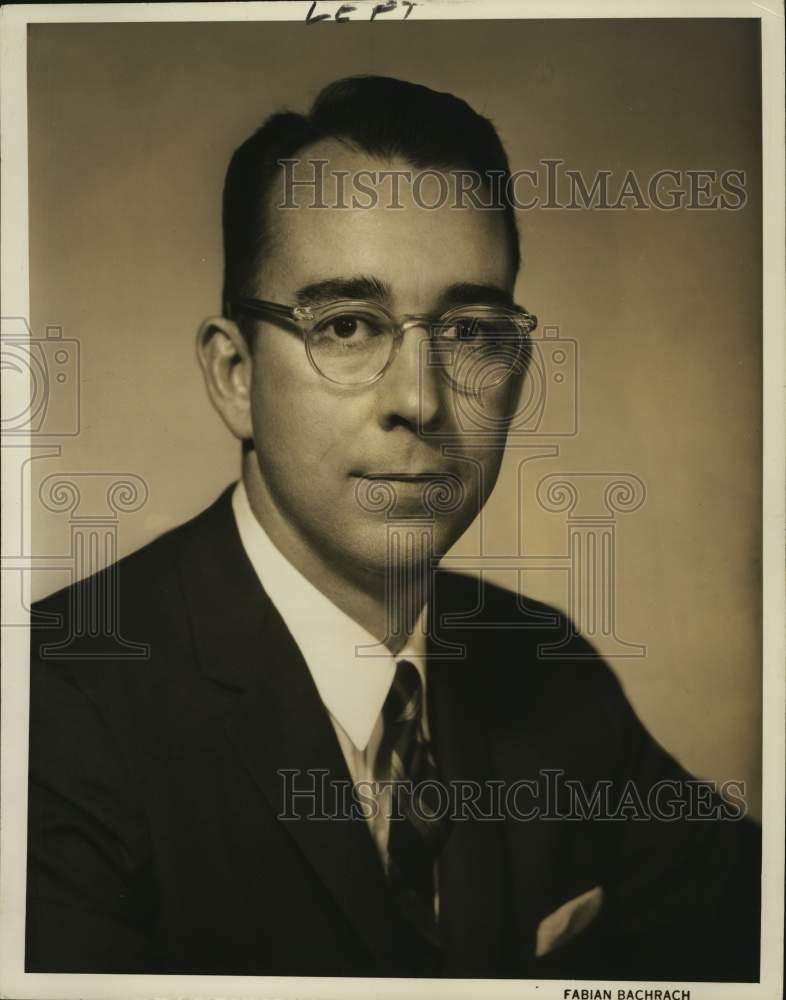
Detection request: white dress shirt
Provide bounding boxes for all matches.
[231,480,429,868]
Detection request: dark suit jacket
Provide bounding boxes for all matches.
[26,488,760,979]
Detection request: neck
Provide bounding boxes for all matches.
[241,453,429,653]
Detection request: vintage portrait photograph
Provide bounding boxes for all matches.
[1,2,783,999]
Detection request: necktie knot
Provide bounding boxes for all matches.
[384,658,423,728]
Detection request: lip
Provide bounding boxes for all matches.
[351,472,464,511]
[354,472,452,480]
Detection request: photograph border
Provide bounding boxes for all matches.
[1,2,783,999]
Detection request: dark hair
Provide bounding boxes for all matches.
[222,75,520,313]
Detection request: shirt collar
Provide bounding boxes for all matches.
[232,480,427,751]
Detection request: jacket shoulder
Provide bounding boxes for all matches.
[434,569,631,724]
[34,489,232,612]
[30,488,235,665]
[435,569,611,665]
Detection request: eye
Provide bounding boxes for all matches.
[440,315,485,342]
[454,318,477,342]
[330,315,360,339]
[312,310,386,346]
[441,312,522,343]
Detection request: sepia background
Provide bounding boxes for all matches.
[25,19,762,816]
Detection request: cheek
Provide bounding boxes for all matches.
[447,376,522,437]
[447,382,521,498]
[248,355,358,481]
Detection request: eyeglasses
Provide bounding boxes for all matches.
[229,296,537,392]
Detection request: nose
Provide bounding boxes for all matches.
[375,321,444,434]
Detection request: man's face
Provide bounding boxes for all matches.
[245,142,523,584]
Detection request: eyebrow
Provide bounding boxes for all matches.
[294,277,515,312]
[294,276,391,306]
[437,283,515,310]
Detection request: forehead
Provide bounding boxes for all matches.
[259,139,515,304]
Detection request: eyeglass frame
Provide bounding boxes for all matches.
[227,295,538,391]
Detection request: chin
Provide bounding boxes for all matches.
[341,513,469,578]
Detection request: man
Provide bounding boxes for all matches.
[26,76,760,980]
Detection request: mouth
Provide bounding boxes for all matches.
[351,471,467,515]
[356,473,451,482]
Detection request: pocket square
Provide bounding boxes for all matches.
[535,885,604,957]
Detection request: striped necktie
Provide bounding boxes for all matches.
[377,658,450,948]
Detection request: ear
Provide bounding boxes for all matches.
[196,316,254,441]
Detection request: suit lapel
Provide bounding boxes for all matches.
[175,492,517,975]
[176,490,406,972]
[428,573,507,977]
[428,573,590,976]
[428,665,507,977]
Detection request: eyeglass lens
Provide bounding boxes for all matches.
[306,304,528,388]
